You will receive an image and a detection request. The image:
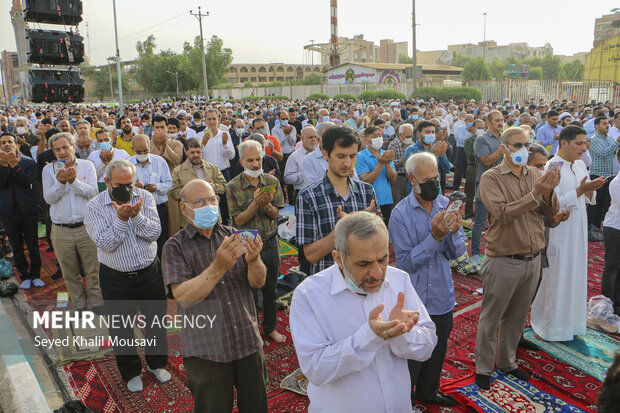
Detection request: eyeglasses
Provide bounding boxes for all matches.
[184,196,220,207]
[508,142,532,149]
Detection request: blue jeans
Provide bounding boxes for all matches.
[471,184,488,256]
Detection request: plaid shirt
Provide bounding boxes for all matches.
[162,223,262,362]
[589,133,620,177]
[226,172,285,239]
[388,137,410,175]
[296,175,379,275]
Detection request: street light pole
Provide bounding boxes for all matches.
[411,0,417,94]
[112,0,124,115]
[166,70,179,97]
[107,57,114,99]
[190,7,209,100]
[482,12,487,62]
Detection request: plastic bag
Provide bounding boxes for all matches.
[0,281,18,297]
[587,295,620,333]
[278,215,296,241]
[0,258,13,280]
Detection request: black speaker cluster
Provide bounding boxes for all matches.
[23,0,84,103]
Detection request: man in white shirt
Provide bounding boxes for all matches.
[42,132,103,310]
[87,129,130,191]
[284,126,318,205]
[290,211,437,413]
[199,109,235,181]
[607,112,620,174]
[273,110,299,203]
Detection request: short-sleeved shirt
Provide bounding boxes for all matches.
[116,134,135,156]
[296,175,379,275]
[162,223,261,362]
[473,131,503,183]
[226,172,285,239]
[355,147,394,206]
[264,134,282,158]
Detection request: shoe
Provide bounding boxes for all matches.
[504,368,529,382]
[19,279,32,290]
[32,279,45,288]
[475,373,490,390]
[147,367,171,383]
[420,392,457,407]
[51,269,62,280]
[518,336,539,351]
[471,254,481,266]
[127,375,143,392]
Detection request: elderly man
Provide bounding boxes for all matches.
[250,117,283,162]
[226,140,286,343]
[452,114,475,191]
[129,135,173,258]
[284,125,318,204]
[390,152,465,407]
[388,123,414,205]
[290,211,437,413]
[301,121,337,186]
[272,110,298,203]
[14,116,37,148]
[87,129,130,191]
[475,127,560,390]
[404,121,450,197]
[0,132,43,289]
[84,159,169,392]
[42,132,103,310]
[75,120,97,159]
[163,179,268,413]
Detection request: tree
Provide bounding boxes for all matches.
[398,53,412,64]
[528,67,543,80]
[560,59,584,81]
[541,53,561,80]
[205,35,233,88]
[488,58,507,80]
[462,58,491,81]
[452,53,471,68]
[133,35,157,93]
[81,63,129,100]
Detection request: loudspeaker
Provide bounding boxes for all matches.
[28,69,84,103]
[23,0,83,26]
[26,29,84,65]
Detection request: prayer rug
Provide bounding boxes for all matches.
[445,370,589,413]
[522,328,619,382]
[278,238,298,257]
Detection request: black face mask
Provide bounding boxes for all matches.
[416,179,440,201]
[110,184,133,203]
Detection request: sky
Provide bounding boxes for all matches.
[0,0,618,67]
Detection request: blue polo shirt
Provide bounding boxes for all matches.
[355,147,394,206]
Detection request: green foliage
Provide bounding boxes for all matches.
[243,95,288,102]
[257,81,283,87]
[81,63,129,99]
[285,73,323,86]
[462,58,491,81]
[488,58,507,80]
[528,67,543,80]
[397,53,412,64]
[413,86,482,102]
[452,53,471,68]
[307,93,330,100]
[560,60,584,81]
[541,53,561,80]
[358,89,406,101]
[243,80,253,88]
[333,94,356,100]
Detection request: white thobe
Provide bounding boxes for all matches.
[290,264,437,413]
[531,156,595,341]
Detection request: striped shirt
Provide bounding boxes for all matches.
[296,175,379,275]
[128,154,173,205]
[84,187,160,272]
[589,133,620,177]
[162,223,262,362]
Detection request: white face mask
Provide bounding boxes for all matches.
[244,168,263,178]
[16,126,27,135]
[235,128,245,136]
[135,154,149,163]
[106,125,115,132]
[509,146,529,167]
[403,137,413,145]
[370,137,383,150]
[476,129,486,136]
[167,133,178,139]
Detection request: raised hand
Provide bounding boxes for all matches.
[430,210,449,241]
[578,176,605,193]
[431,141,448,156]
[214,235,246,273]
[135,179,144,189]
[368,303,407,340]
[113,201,133,222]
[388,291,419,331]
[244,234,263,263]
[129,197,143,218]
[65,167,77,184]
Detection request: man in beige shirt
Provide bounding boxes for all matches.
[150,115,183,236]
[171,137,226,228]
[474,127,560,390]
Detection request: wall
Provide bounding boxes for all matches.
[585,35,620,83]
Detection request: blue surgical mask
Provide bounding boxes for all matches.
[186,204,219,229]
[423,134,436,145]
[322,115,330,122]
[341,110,347,115]
[340,263,368,295]
[412,114,420,120]
[466,122,473,128]
[280,120,289,126]
[587,114,593,119]
[99,141,112,151]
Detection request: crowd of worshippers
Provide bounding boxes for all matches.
[1,95,620,412]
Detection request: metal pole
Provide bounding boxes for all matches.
[107,58,114,99]
[0,57,8,105]
[112,0,124,115]
[482,12,487,62]
[411,0,417,94]
[191,7,210,100]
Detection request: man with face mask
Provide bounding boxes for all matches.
[226,140,286,344]
[87,129,130,191]
[388,123,415,205]
[474,127,560,390]
[272,110,298,203]
[284,126,319,204]
[404,121,450,197]
[389,152,465,407]
[163,179,268,413]
[250,118,283,162]
[14,116,37,148]
[84,159,169,393]
[463,120,485,219]
[290,211,437,413]
[129,135,173,258]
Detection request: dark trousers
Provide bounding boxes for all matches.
[156,203,169,259]
[380,204,393,227]
[588,175,611,228]
[279,152,295,204]
[408,311,453,402]
[293,192,311,275]
[99,258,169,381]
[464,164,476,218]
[447,134,456,164]
[220,168,232,226]
[452,147,467,191]
[253,236,280,334]
[2,211,41,279]
[602,226,620,306]
[184,351,268,413]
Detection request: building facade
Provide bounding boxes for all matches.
[379,39,408,64]
[1,51,20,103]
[448,41,553,62]
[594,13,620,48]
[224,63,324,86]
[326,63,462,88]
[585,35,620,83]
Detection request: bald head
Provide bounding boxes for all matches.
[180,179,214,203]
[301,125,318,152]
[131,134,150,153]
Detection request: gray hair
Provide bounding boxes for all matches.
[405,152,437,176]
[49,132,76,148]
[15,116,28,125]
[398,123,413,135]
[76,119,91,128]
[528,143,548,163]
[238,139,263,159]
[334,211,387,256]
[105,159,135,180]
[316,121,335,139]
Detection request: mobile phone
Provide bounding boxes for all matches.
[52,160,66,174]
[605,174,616,181]
[548,161,563,172]
[233,230,258,241]
[447,192,466,214]
[259,184,276,195]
